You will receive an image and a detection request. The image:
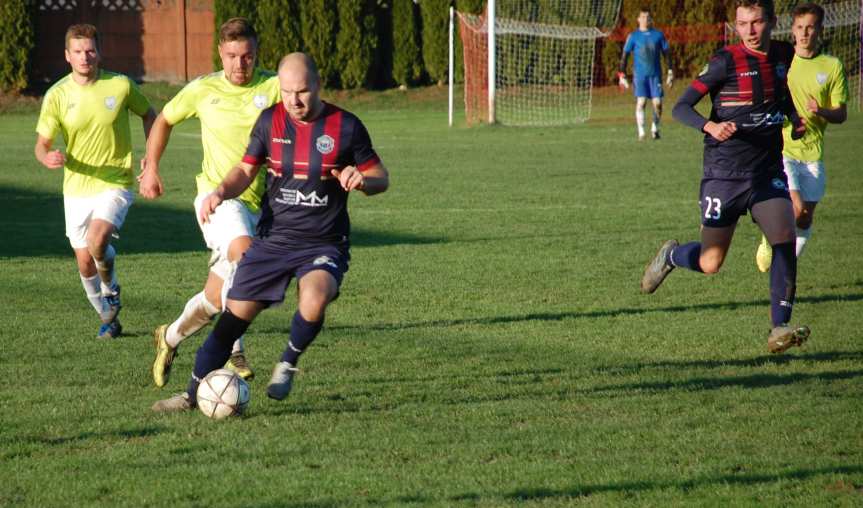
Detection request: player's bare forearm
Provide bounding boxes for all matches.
[358,163,389,196]
[143,114,174,170]
[34,135,64,169]
[215,162,260,201]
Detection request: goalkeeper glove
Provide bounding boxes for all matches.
[666,69,674,87]
[617,72,630,90]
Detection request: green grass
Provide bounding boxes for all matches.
[1,86,862,507]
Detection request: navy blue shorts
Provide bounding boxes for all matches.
[227,240,350,305]
[699,173,790,228]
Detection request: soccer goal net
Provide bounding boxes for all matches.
[458,0,622,126]
[724,0,862,110]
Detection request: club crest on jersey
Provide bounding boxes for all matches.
[775,63,787,79]
[816,72,828,85]
[104,96,116,110]
[771,178,787,191]
[253,94,268,109]
[316,134,335,154]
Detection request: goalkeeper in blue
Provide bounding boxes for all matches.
[618,7,673,140]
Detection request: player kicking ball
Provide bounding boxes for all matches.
[755,2,848,272]
[152,53,389,413]
[641,0,810,354]
[35,24,155,339]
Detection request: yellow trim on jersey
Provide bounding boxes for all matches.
[36,70,152,197]
[783,53,848,162]
[161,68,280,213]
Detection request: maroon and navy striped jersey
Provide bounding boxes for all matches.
[242,102,381,247]
[673,41,798,178]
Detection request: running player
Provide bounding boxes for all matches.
[152,53,389,412]
[755,2,848,271]
[35,24,156,339]
[641,0,811,354]
[139,18,281,386]
[618,8,673,140]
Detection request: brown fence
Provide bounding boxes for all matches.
[32,0,214,85]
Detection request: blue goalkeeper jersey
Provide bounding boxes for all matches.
[623,28,669,78]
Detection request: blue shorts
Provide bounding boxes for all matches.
[633,74,663,98]
[227,240,350,305]
[699,173,791,228]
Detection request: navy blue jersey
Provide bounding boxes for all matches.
[674,41,798,179]
[242,102,381,247]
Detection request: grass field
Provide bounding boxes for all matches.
[2,84,862,507]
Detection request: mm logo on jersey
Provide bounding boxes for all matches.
[316,134,335,154]
[275,189,328,207]
[743,111,785,128]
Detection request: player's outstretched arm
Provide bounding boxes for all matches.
[34,135,64,170]
[139,113,174,199]
[199,162,260,224]
[331,163,389,196]
[807,97,846,124]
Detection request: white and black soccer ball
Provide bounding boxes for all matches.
[196,368,250,419]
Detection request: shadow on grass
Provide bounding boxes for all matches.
[503,464,863,501]
[3,426,166,459]
[598,350,863,374]
[325,291,863,333]
[0,185,442,258]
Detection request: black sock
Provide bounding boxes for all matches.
[186,310,251,402]
[669,241,704,273]
[769,241,797,327]
[281,311,323,366]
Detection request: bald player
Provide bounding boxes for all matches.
[152,53,389,412]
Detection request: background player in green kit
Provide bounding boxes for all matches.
[755,2,848,271]
[139,18,281,386]
[35,24,156,339]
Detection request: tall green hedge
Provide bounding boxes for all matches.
[420,0,451,85]
[301,0,339,87]
[256,0,302,72]
[0,0,34,93]
[391,0,424,86]
[336,0,378,89]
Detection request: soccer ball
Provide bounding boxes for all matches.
[196,368,250,419]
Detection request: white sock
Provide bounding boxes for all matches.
[636,108,646,136]
[80,273,105,317]
[165,291,220,348]
[95,244,117,294]
[232,336,244,355]
[796,227,811,257]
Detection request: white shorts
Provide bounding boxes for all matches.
[64,188,134,249]
[193,194,260,266]
[783,157,826,203]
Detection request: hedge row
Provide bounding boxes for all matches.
[214,0,483,89]
[0,0,34,93]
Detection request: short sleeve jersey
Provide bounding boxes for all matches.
[623,28,669,77]
[36,70,151,197]
[782,53,848,162]
[161,68,280,213]
[689,41,795,178]
[242,102,382,248]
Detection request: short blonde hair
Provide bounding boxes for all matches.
[65,24,99,49]
[218,17,258,45]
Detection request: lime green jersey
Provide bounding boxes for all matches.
[36,70,152,197]
[782,52,848,162]
[161,68,280,213]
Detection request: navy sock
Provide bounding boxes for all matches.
[769,241,797,327]
[669,241,704,273]
[281,311,323,366]
[186,310,251,402]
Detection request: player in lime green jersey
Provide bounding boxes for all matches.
[756,2,847,272]
[35,24,156,339]
[140,18,281,387]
